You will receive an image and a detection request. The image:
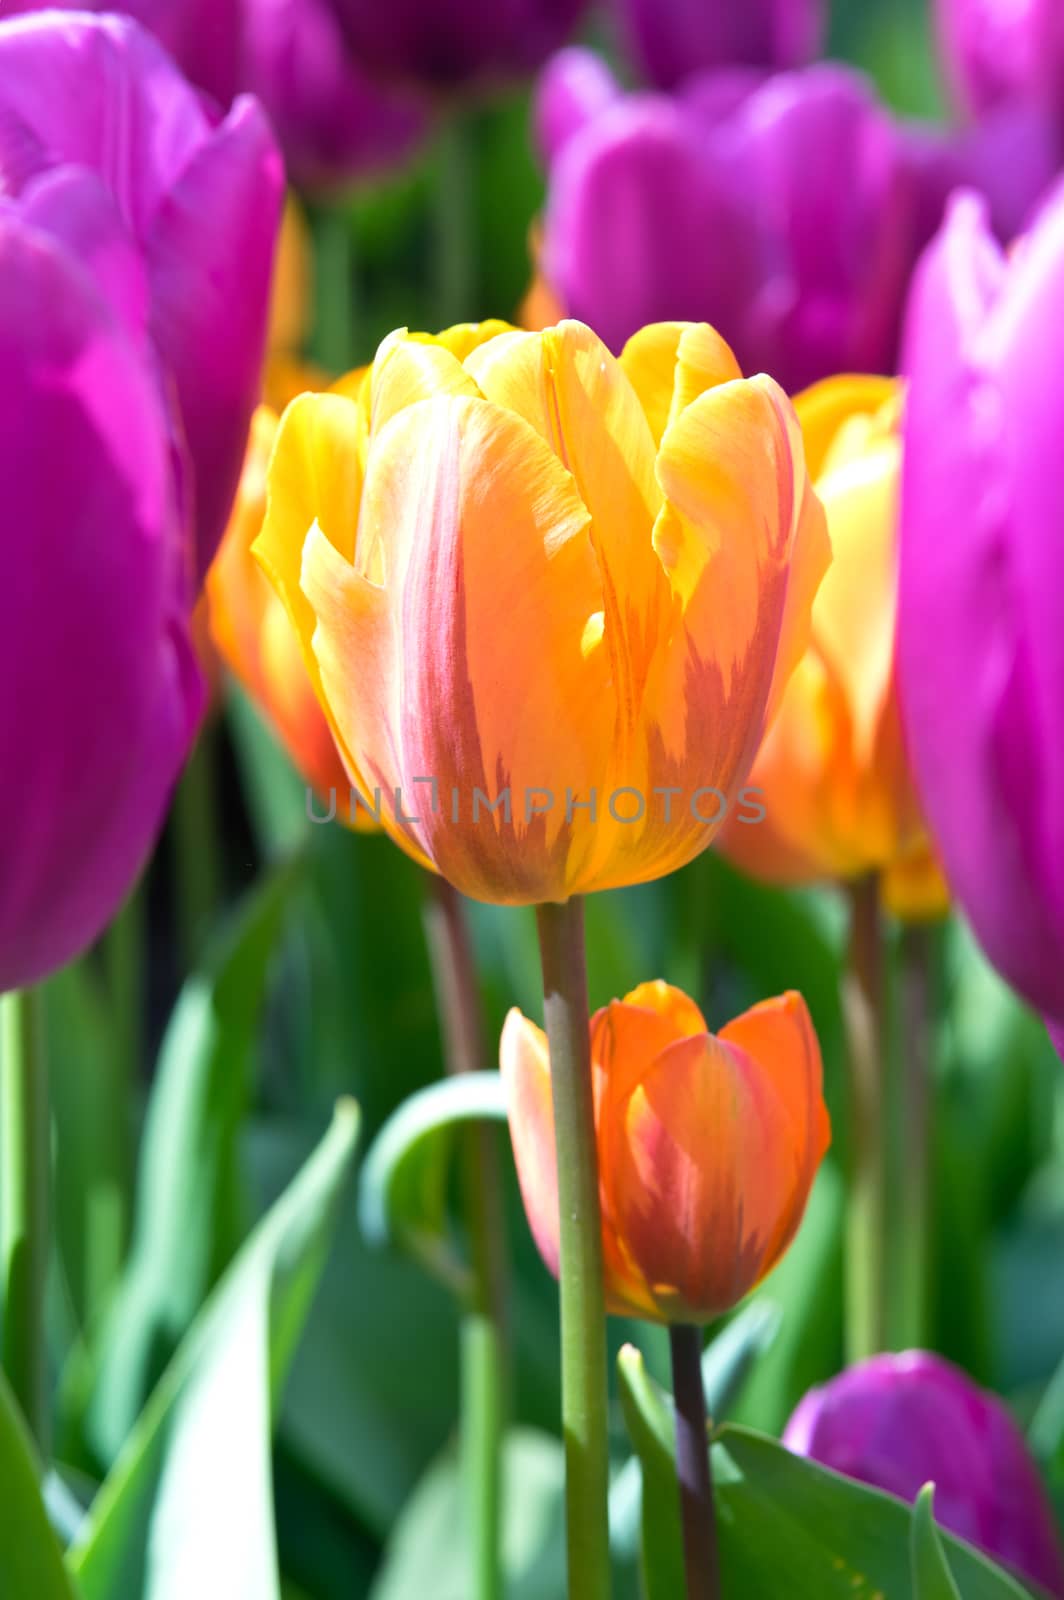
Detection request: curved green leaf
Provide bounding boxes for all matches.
[715,1426,1031,1600]
[358,1073,508,1293]
[67,1101,359,1600]
[0,1370,80,1599]
[912,1485,962,1599]
[71,865,300,1464]
[616,1345,685,1600]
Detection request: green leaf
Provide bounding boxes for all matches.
[226,684,309,858]
[715,1425,1031,1599]
[67,1101,359,1600]
[912,1485,962,1599]
[367,1428,567,1600]
[71,866,299,1465]
[616,1345,685,1600]
[0,1369,81,1599]
[358,1073,508,1295]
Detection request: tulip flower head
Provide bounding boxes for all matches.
[785,1352,1064,1598]
[717,375,948,920]
[935,0,1064,124]
[502,983,830,1322]
[898,185,1064,1023]
[532,55,1052,392]
[254,317,829,903]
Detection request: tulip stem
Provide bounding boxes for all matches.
[0,988,49,1453]
[535,898,612,1600]
[843,878,888,1363]
[897,923,935,1349]
[421,874,506,1600]
[669,1324,720,1599]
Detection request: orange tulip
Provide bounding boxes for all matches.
[717,375,948,920]
[501,981,830,1323]
[207,404,357,815]
[254,318,829,903]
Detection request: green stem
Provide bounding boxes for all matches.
[535,898,611,1600]
[172,727,222,973]
[421,874,506,1600]
[0,989,49,1452]
[433,111,477,328]
[669,1324,719,1598]
[843,878,888,1363]
[897,922,934,1349]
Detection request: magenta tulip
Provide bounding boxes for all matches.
[898,183,1064,1026]
[785,1353,1064,1597]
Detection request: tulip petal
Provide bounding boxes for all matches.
[300,393,613,901]
[796,378,900,769]
[148,94,283,576]
[499,1010,560,1280]
[619,320,742,447]
[464,320,670,748]
[253,389,374,803]
[606,1030,801,1320]
[0,217,201,988]
[209,406,352,809]
[719,990,830,1270]
[620,374,827,885]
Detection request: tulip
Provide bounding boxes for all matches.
[897,185,1064,1024]
[614,0,825,91]
[207,405,355,811]
[0,12,283,579]
[328,0,591,91]
[254,317,829,904]
[934,0,1064,124]
[0,206,202,991]
[785,1352,1064,1598]
[533,56,1051,393]
[501,982,829,1321]
[717,375,947,921]
[1,0,244,105]
[240,0,429,191]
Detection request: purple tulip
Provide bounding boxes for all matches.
[614,0,825,91]
[538,59,945,391]
[0,11,283,987]
[935,0,1064,123]
[536,53,1055,392]
[330,0,591,91]
[785,1353,1064,1597]
[240,0,429,191]
[1,0,245,106]
[898,183,1064,1025]
[0,198,202,991]
[0,12,283,580]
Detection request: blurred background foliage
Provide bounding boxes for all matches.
[24,0,1064,1595]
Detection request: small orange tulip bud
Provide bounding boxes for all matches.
[501,981,830,1324]
[254,318,829,904]
[717,375,948,920]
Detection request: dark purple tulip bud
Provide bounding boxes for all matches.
[786,1353,1064,1598]
[330,0,591,92]
[614,0,825,91]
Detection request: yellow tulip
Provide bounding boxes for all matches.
[254,318,829,903]
[718,375,948,920]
